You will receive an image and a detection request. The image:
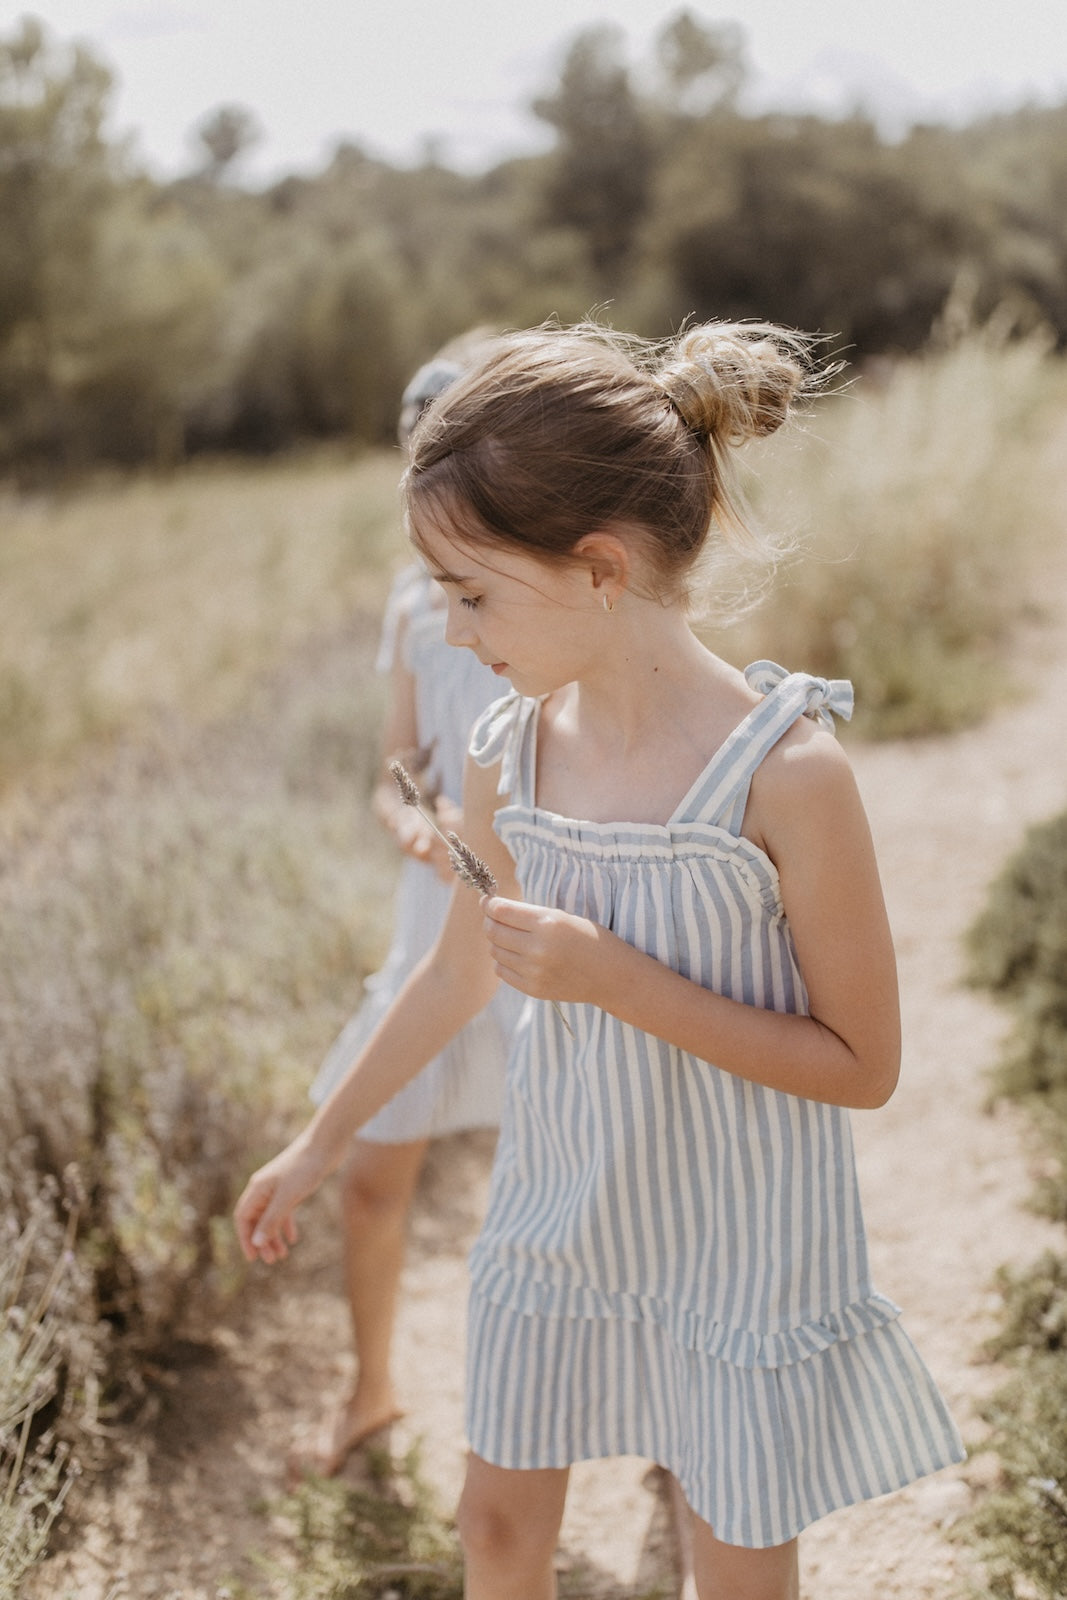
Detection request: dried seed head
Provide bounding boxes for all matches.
[389,760,422,808]
[447,832,497,896]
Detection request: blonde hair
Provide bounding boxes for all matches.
[403,320,817,603]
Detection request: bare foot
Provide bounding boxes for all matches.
[286,1390,404,1483]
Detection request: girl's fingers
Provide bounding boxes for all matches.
[483,895,537,929]
[250,1218,289,1262]
[234,1175,300,1263]
[483,919,528,957]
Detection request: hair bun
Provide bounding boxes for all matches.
[656,323,809,445]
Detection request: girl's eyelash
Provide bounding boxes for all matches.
[460,595,481,611]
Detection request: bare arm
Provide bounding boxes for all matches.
[235,754,518,1262]
[484,729,900,1111]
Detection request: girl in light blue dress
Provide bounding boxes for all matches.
[295,349,520,1477]
[238,320,964,1598]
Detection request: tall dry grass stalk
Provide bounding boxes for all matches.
[0,1170,101,1600]
[719,319,1067,736]
[389,761,497,895]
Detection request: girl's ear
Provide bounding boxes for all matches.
[573,529,631,605]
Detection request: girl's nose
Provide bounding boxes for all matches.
[445,601,477,649]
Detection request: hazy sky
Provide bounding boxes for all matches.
[6,0,1067,181]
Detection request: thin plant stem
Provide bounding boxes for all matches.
[389,761,575,1037]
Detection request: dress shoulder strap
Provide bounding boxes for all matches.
[676,660,854,833]
[468,692,540,803]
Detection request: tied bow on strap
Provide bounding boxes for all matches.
[745,659,854,733]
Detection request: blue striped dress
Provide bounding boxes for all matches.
[464,662,963,1549]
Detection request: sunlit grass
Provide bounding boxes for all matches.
[0,447,404,785]
[0,450,406,1588]
[720,324,1067,736]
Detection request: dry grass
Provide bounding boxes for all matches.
[0,638,401,1592]
[719,324,1067,736]
[0,1170,102,1600]
[0,447,409,1592]
[0,447,403,786]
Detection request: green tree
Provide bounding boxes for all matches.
[0,18,116,464]
[193,102,261,181]
[61,187,226,464]
[949,104,1067,336]
[640,111,979,351]
[532,25,654,278]
[655,10,745,114]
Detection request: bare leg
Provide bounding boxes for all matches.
[690,1506,799,1600]
[292,1135,429,1477]
[457,1454,570,1600]
[667,1472,698,1600]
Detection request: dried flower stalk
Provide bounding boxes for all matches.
[389,759,423,810]
[446,831,497,896]
[391,742,439,805]
[390,760,574,1037]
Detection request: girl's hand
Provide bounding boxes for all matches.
[233,1138,329,1265]
[482,897,617,1005]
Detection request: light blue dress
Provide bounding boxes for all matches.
[310,567,522,1141]
[464,663,964,1548]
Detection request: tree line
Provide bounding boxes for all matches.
[2,12,1066,475]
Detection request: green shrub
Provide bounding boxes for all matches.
[248,1446,466,1600]
[965,1348,1067,1599]
[963,813,1067,1598]
[967,809,1067,1086]
[984,1252,1067,1362]
[243,1446,660,1600]
[966,809,1067,1220]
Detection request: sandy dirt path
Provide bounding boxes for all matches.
[24,580,1067,1600]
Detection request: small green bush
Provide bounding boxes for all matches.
[963,812,1067,1598]
[250,1446,466,1600]
[965,1347,1067,1600]
[984,1252,1067,1363]
[243,1446,662,1600]
[967,809,1067,1219]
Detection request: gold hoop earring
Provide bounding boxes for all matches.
[603,593,614,613]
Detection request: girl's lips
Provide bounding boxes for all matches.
[491,662,508,675]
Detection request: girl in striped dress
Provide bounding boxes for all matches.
[236,321,964,1599]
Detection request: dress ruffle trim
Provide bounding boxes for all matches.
[470,1258,901,1370]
